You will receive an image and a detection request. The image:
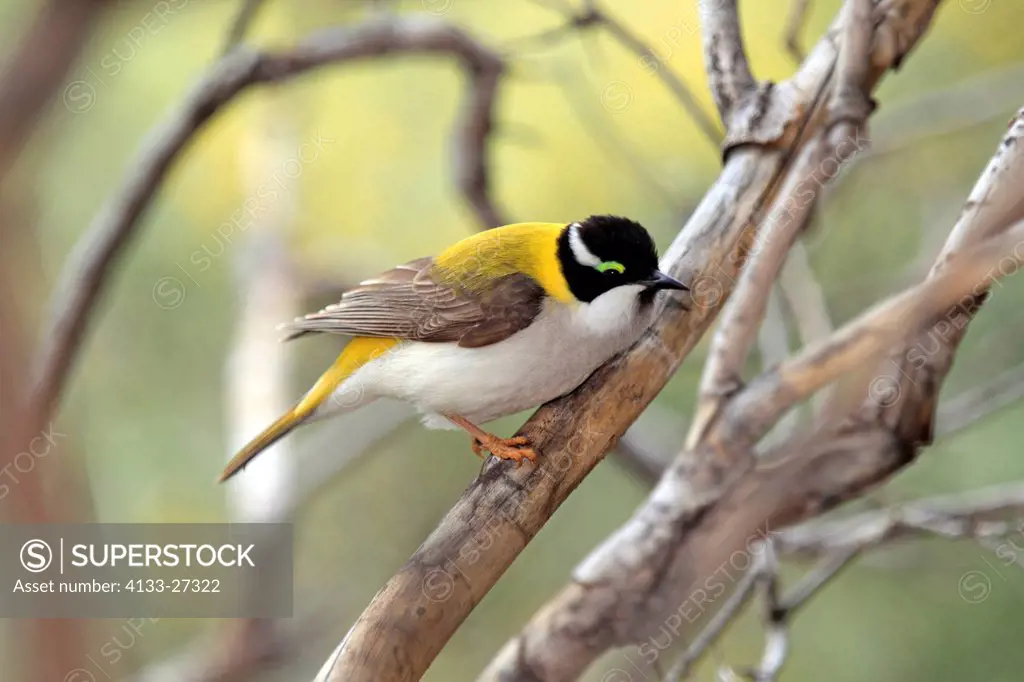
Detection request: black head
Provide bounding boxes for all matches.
[557,215,687,303]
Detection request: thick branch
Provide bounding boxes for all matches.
[322,4,878,677]
[478,5,955,679]
[31,15,507,432]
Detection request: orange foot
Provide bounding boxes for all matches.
[470,434,537,465]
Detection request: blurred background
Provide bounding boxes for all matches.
[2,0,1024,680]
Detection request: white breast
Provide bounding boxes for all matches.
[333,284,651,428]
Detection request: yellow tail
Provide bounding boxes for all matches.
[218,337,397,483]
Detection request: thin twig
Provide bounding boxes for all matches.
[517,2,722,148]
[783,0,812,62]
[736,546,859,682]
[221,0,270,56]
[779,482,1024,557]
[591,3,722,147]
[665,546,773,682]
[936,362,1024,438]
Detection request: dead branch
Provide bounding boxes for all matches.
[308,2,944,681]
[589,3,722,147]
[778,481,1024,555]
[783,0,813,62]
[477,3,971,679]
[222,0,270,56]
[31,14,508,438]
[701,0,756,126]
[519,2,722,148]
[722,220,1024,450]
[689,139,826,451]
[675,478,1024,681]
[726,546,859,682]
[936,362,1024,438]
[483,100,1023,682]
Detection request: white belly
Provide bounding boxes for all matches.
[332,285,650,427]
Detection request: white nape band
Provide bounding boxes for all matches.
[567,223,602,267]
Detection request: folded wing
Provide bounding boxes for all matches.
[282,257,545,348]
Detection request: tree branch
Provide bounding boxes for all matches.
[324,0,929,671]
[221,0,271,56]
[689,139,826,451]
[518,2,722,148]
[477,4,973,679]
[721,218,1024,451]
[778,481,1024,555]
[591,3,722,147]
[783,0,813,62]
[701,0,756,126]
[487,95,1019,682]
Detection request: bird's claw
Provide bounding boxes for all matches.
[472,435,537,466]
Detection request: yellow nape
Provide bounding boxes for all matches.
[219,337,398,482]
[433,222,573,303]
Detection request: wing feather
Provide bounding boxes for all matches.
[282,257,544,347]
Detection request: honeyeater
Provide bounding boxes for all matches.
[219,215,688,482]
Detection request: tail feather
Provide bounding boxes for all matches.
[218,410,305,483]
[217,336,398,483]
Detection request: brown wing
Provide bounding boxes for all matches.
[282,257,544,348]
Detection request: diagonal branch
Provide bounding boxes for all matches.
[778,481,1024,555]
[936,362,1024,438]
[477,4,964,679]
[590,3,722,147]
[485,89,1019,682]
[783,0,813,62]
[30,15,508,433]
[222,0,271,56]
[721,218,1024,451]
[689,138,828,450]
[518,2,722,148]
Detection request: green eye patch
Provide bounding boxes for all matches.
[596,260,625,274]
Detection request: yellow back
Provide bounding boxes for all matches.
[433,222,573,303]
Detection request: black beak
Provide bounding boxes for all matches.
[642,270,688,292]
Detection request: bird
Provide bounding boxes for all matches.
[219,215,688,482]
